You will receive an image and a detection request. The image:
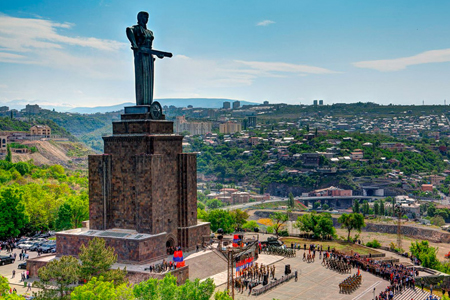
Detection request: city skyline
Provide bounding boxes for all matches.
[1,0,450,109]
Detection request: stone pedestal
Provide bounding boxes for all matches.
[56,110,210,263]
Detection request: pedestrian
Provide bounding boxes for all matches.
[19,253,22,261]
[12,270,15,279]
[430,284,433,295]
[26,282,32,293]
[294,270,298,282]
[421,281,424,291]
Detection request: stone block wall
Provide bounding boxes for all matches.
[126,266,189,285]
[56,232,167,264]
[364,223,450,243]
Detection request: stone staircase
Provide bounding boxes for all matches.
[394,288,440,300]
[185,250,227,280]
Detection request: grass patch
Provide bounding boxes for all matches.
[280,237,381,256]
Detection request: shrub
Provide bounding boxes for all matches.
[366,239,381,248]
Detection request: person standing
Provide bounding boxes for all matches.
[11,270,15,279]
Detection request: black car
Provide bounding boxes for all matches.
[18,262,26,269]
[29,241,46,251]
[39,243,56,253]
[0,256,14,265]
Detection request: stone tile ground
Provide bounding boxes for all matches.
[214,248,391,300]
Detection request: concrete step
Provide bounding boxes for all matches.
[185,250,227,280]
[393,287,440,300]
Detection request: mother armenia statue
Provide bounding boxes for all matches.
[126,11,172,107]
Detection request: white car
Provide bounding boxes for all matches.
[17,242,34,250]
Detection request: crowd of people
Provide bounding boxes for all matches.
[234,263,277,295]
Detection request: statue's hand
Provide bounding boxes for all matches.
[131,44,139,50]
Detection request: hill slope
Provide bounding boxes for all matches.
[12,140,94,169]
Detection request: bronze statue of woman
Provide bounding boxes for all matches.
[126,11,164,106]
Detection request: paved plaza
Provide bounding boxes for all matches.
[0,248,40,296]
[215,248,393,300]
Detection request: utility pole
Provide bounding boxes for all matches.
[395,204,403,251]
[227,249,235,299]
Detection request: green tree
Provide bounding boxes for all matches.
[361,200,370,216]
[379,200,385,216]
[295,212,335,239]
[71,277,134,300]
[0,186,29,239]
[270,211,289,238]
[313,201,321,210]
[78,237,126,284]
[229,209,249,229]
[410,240,440,269]
[338,213,365,241]
[427,204,436,217]
[133,274,215,300]
[374,201,379,216]
[431,215,445,227]
[33,255,80,300]
[205,209,235,233]
[288,192,295,208]
[242,220,259,231]
[322,203,330,211]
[0,275,9,296]
[55,203,73,231]
[206,199,224,209]
[5,145,11,163]
[214,291,233,300]
[0,276,22,299]
[352,200,360,213]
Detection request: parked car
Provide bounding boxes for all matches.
[39,243,56,253]
[29,242,45,252]
[18,262,27,269]
[17,242,33,250]
[0,256,14,265]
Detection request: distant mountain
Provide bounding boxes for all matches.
[69,98,259,114]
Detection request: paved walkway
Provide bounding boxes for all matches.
[0,249,41,297]
[215,249,391,300]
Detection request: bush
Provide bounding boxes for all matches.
[279,229,289,237]
[366,239,381,248]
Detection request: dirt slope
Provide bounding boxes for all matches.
[12,140,94,169]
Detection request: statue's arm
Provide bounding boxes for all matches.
[126,27,138,49]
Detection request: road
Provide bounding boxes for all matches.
[221,197,286,211]
[0,248,41,297]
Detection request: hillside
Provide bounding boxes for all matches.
[12,140,95,169]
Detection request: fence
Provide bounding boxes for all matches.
[251,273,295,296]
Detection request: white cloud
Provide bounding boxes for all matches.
[256,20,275,26]
[0,15,124,53]
[353,48,450,71]
[235,60,339,75]
[0,14,128,79]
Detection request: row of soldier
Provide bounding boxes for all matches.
[339,274,362,294]
[236,262,276,281]
[263,246,296,258]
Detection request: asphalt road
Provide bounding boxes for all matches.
[0,248,40,296]
[222,197,286,211]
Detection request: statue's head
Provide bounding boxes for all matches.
[137,11,149,25]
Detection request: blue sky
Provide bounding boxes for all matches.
[1,0,450,109]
